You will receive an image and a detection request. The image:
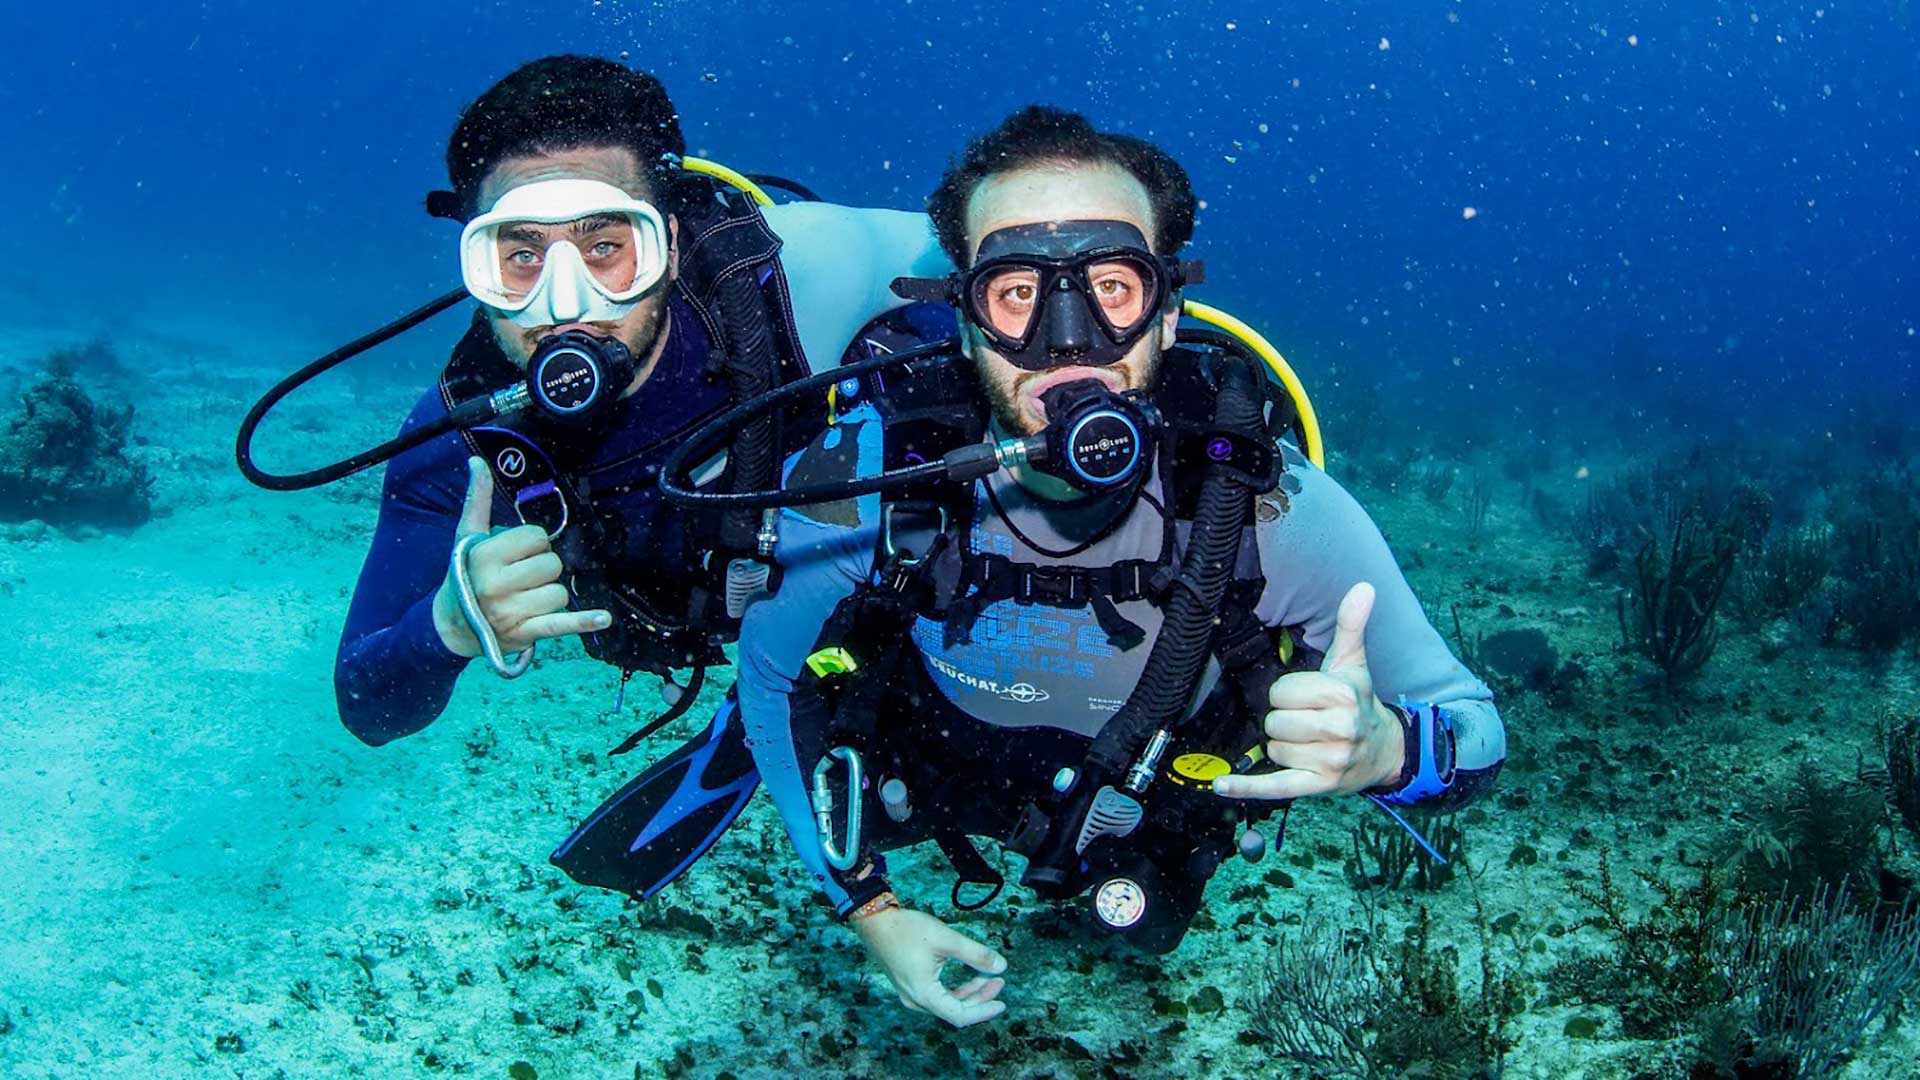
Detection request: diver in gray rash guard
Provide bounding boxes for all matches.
[721,106,1506,1028]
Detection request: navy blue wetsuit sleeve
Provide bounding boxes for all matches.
[735,409,888,915]
[1254,456,1506,804]
[333,389,486,746]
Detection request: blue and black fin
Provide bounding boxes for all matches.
[550,700,760,901]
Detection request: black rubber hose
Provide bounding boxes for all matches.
[235,287,471,490]
[1090,355,1264,772]
[713,270,782,551]
[745,174,823,202]
[1176,328,1304,451]
[1019,356,1264,895]
[658,339,961,510]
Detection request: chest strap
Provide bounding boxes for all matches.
[943,552,1164,652]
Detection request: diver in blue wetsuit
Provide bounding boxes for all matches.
[237,56,947,902]
[662,107,1506,1028]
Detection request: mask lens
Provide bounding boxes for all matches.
[972,265,1045,341]
[493,214,646,302]
[1086,258,1152,333]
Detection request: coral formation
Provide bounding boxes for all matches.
[0,348,151,527]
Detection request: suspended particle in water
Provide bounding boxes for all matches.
[1462,206,1478,220]
[1258,122,1269,133]
[1627,34,1638,46]
[1378,37,1391,51]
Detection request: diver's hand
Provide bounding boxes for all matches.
[431,456,612,658]
[1213,582,1405,801]
[854,906,1009,1028]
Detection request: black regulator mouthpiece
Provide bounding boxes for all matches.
[524,330,638,430]
[1031,380,1158,493]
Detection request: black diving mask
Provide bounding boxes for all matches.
[893,220,1203,371]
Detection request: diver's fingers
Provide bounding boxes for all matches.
[510,608,612,645]
[925,990,1007,1029]
[1265,737,1359,776]
[1263,707,1356,744]
[951,976,1006,1004]
[934,931,1008,978]
[1213,766,1334,801]
[472,524,552,574]
[456,457,494,539]
[493,583,571,625]
[1267,670,1359,712]
[494,551,564,594]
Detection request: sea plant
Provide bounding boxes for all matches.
[1734,760,1897,913]
[1563,854,1745,1039]
[1347,810,1463,893]
[1878,711,1920,846]
[1250,903,1520,1078]
[1827,485,1920,655]
[1466,468,1494,545]
[1729,883,1920,1078]
[1616,505,1739,688]
[1735,522,1832,624]
[1563,850,1920,1077]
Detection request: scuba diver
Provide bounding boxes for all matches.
[235,56,947,900]
[653,106,1507,1027]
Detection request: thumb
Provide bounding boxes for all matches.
[1320,581,1376,674]
[456,456,494,539]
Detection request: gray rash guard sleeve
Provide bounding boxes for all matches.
[737,416,889,915]
[761,204,951,373]
[1253,451,1506,795]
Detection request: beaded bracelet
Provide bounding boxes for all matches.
[849,890,901,922]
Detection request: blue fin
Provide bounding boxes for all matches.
[551,700,760,900]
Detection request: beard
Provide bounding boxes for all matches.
[491,289,672,375]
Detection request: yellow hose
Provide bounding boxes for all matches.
[680,157,775,208]
[1182,300,1325,469]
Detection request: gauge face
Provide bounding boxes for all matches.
[1094,878,1148,929]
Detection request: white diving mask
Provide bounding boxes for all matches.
[459,178,671,329]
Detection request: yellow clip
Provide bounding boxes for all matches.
[805,647,859,678]
[1277,632,1294,666]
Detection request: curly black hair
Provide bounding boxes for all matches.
[444,55,686,218]
[926,105,1197,267]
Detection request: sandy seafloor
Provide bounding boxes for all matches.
[0,323,1915,1079]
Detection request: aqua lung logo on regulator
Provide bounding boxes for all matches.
[1066,409,1142,486]
[495,448,528,479]
[533,345,603,415]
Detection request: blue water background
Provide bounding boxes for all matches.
[6,0,1914,438]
